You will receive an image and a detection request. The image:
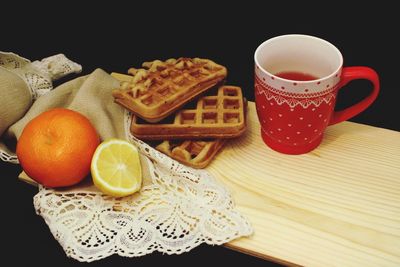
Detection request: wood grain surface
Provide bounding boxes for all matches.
[19,102,400,266]
[207,102,400,266]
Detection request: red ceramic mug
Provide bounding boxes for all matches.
[254,34,380,154]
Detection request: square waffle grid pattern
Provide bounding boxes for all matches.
[112,58,227,122]
[156,139,225,169]
[130,86,246,140]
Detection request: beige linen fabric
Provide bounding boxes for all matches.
[1,68,125,160]
[0,67,32,138]
[7,68,124,141]
[0,52,83,161]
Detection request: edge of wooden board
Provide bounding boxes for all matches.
[224,242,302,267]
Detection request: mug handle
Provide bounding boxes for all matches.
[329,66,380,125]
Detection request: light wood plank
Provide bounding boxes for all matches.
[18,102,400,266]
[207,102,400,266]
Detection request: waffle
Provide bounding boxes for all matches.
[112,58,227,122]
[156,139,225,169]
[130,85,246,140]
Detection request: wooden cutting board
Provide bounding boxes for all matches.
[207,102,400,266]
[19,102,400,266]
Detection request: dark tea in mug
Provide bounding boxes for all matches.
[274,71,319,81]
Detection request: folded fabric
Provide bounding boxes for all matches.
[0,66,31,140]
[0,52,82,162]
[7,68,124,140]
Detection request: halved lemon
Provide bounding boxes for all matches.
[91,139,142,197]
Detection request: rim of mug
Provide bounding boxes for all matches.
[254,34,344,83]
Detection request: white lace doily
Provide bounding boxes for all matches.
[0,51,82,163]
[2,53,253,261]
[33,110,252,262]
[0,150,18,164]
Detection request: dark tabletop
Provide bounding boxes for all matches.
[2,2,399,266]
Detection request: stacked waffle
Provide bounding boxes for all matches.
[112,58,246,168]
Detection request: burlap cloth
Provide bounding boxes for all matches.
[0,52,252,262]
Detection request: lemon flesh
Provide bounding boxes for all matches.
[91,139,142,197]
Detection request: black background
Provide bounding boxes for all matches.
[1,2,399,266]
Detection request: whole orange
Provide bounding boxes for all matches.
[16,108,100,187]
